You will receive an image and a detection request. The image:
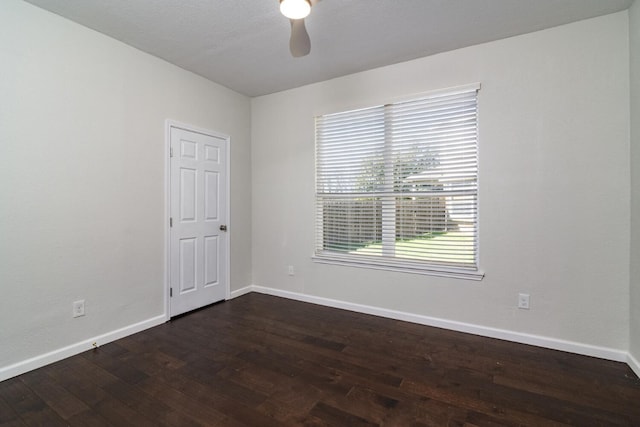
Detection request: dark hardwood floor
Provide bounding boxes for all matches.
[1,293,639,426]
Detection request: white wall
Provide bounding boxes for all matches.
[0,0,251,373]
[630,0,640,369]
[252,12,630,354]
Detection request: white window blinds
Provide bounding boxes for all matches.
[314,84,481,278]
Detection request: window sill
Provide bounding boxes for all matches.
[312,253,484,281]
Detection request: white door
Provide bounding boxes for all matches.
[169,126,228,317]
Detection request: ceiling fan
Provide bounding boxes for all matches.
[279,0,321,57]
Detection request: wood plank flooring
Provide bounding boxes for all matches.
[1,293,639,426]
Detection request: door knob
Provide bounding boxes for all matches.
[219,225,227,231]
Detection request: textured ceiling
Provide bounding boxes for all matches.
[24,0,634,97]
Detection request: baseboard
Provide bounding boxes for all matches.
[251,285,629,363]
[628,352,640,379]
[0,314,166,382]
[3,289,633,382]
[229,285,253,299]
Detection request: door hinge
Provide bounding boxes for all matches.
[170,146,174,157]
[170,287,173,297]
[170,217,173,227]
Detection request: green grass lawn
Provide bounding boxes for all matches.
[352,231,475,264]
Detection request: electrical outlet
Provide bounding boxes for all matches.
[518,293,530,310]
[287,265,295,276]
[73,300,85,318]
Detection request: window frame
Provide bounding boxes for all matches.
[312,83,484,280]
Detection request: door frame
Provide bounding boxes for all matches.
[164,120,231,320]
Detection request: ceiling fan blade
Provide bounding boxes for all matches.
[290,18,311,57]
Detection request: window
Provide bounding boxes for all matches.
[314,84,482,279]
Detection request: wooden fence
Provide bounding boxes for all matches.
[321,197,452,251]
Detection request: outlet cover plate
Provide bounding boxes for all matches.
[518,293,530,310]
[73,300,85,318]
